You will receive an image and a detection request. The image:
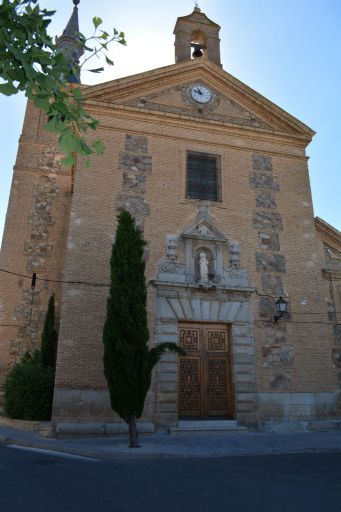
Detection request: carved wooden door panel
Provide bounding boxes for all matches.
[178,323,233,419]
[204,325,233,417]
[178,325,202,417]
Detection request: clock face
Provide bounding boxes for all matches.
[190,85,212,104]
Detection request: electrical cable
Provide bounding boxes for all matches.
[0,267,109,287]
[0,266,340,317]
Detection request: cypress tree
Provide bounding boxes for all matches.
[41,294,58,370]
[103,211,184,447]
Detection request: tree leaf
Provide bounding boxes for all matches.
[60,154,75,167]
[105,56,114,66]
[59,131,82,154]
[44,117,59,133]
[0,81,17,96]
[92,139,105,154]
[71,87,83,100]
[88,67,104,73]
[85,157,93,169]
[93,17,103,29]
[33,96,50,111]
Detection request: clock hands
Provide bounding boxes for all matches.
[190,85,212,103]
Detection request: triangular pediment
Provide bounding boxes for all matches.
[315,217,341,253]
[182,219,227,242]
[82,59,315,139]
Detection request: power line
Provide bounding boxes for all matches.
[0,266,340,317]
[0,267,109,288]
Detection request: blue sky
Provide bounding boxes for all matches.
[1,0,340,245]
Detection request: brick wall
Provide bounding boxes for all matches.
[0,101,72,392]
[0,65,337,424]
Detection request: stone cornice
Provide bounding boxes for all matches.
[84,100,312,151]
[81,59,315,140]
[174,10,220,30]
[323,268,341,281]
[150,279,255,296]
[315,217,341,249]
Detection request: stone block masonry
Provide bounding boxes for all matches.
[0,119,72,386]
[117,134,152,230]
[250,154,292,390]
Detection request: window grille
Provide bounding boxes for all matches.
[186,153,219,201]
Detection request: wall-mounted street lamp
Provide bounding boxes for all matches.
[274,296,288,322]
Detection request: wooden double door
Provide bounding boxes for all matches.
[178,323,233,419]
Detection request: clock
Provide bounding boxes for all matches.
[190,84,212,104]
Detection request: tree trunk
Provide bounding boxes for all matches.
[128,416,140,448]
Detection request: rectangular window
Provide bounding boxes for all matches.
[186,152,220,201]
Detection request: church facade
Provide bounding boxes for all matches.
[1,6,341,431]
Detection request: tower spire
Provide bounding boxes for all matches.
[56,0,83,83]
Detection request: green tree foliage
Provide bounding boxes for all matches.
[0,0,126,167]
[3,294,58,421]
[103,211,184,447]
[41,294,58,370]
[4,351,54,421]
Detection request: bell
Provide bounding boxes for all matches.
[192,45,204,58]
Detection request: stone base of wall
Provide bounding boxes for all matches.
[257,392,339,420]
[56,421,155,436]
[258,419,341,432]
[52,388,341,428]
[52,388,154,424]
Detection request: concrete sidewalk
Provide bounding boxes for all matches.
[0,423,340,460]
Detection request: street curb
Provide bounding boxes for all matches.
[2,432,341,460]
[0,435,106,460]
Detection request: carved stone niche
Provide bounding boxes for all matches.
[157,219,249,289]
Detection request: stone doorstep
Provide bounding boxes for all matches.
[56,422,155,436]
[169,420,247,434]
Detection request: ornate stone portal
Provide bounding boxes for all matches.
[152,205,257,426]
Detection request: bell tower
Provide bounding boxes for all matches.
[173,6,221,66]
[56,0,83,83]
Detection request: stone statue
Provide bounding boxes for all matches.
[199,252,209,282]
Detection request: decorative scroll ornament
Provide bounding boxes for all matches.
[160,262,176,273]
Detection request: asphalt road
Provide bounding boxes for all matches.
[0,445,340,512]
